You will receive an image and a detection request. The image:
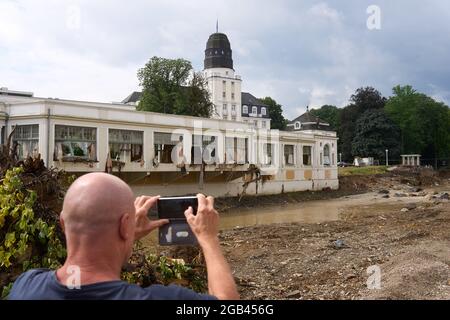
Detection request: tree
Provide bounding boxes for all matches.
[338,87,387,161]
[351,109,401,161]
[175,72,213,118]
[137,57,212,117]
[309,105,340,130]
[385,85,450,164]
[259,97,287,130]
[350,86,386,113]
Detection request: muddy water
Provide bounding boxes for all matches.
[142,192,384,248]
[218,200,342,229]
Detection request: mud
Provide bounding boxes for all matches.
[218,169,450,300]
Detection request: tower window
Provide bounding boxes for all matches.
[222,92,226,98]
[252,106,257,114]
[243,105,248,114]
[261,107,267,116]
[295,122,301,130]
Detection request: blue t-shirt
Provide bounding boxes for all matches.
[8,269,217,300]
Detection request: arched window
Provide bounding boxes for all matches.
[295,122,301,130]
[323,144,331,166]
[252,106,257,114]
[243,105,248,113]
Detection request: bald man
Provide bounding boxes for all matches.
[8,173,239,300]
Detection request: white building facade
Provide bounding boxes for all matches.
[0,90,338,197]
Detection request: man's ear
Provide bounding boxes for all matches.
[119,213,131,240]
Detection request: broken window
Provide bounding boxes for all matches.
[284,144,295,165]
[54,125,97,161]
[323,144,331,166]
[12,124,39,159]
[154,132,183,164]
[109,129,143,162]
[225,137,247,164]
[303,146,312,166]
[262,143,274,165]
[191,135,217,165]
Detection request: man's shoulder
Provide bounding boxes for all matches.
[8,269,53,299]
[13,268,52,285]
[142,284,217,300]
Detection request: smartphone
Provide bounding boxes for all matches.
[157,196,198,246]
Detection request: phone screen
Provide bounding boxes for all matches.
[157,196,198,220]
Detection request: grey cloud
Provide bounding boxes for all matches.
[0,0,449,118]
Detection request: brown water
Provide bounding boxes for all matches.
[142,193,382,248]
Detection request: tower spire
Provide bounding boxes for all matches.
[216,19,219,33]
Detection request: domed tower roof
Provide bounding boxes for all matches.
[204,32,233,70]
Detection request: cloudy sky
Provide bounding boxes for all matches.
[1,0,449,119]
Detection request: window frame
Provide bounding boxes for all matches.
[54,124,97,162]
[12,124,39,160]
[108,129,144,163]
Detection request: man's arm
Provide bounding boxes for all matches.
[185,194,240,300]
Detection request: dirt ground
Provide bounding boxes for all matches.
[218,168,450,300]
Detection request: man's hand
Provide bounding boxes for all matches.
[184,194,219,246]
[134,195,169,241]
[184,194,239,300]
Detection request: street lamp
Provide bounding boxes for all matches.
[385,149,389,166]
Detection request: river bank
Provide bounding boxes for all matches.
[218,169,450,299]
[154,168,450,299]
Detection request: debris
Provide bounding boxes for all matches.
[332,239,347,249]
[395,193,408,197]
[400,208,409,212]
[378,189,389,194]
[285,290,301,298]
[345,274,357,280]
[405,203,417,210]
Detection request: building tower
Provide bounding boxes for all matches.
[203,30,242,122]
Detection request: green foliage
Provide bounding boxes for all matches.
[137,56,212,118]
[310,105,341,130]
[385,85,450,159]
[350,86,386,112]
[352,109,401,160]
[175,72,213,118]
[338,166,388,177]
[121,243,207,293]
[0,166,66,297]
[338,87,387,161]
[259,97,287,130]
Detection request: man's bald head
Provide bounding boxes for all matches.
[61,173,135,234]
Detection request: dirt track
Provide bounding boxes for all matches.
[219,169,450,300]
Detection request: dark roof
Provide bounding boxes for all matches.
[290,112,321,124]
[287,111,334,132]
[121,91,142,104]
[204,33,233,70]
[241,92,268,107]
